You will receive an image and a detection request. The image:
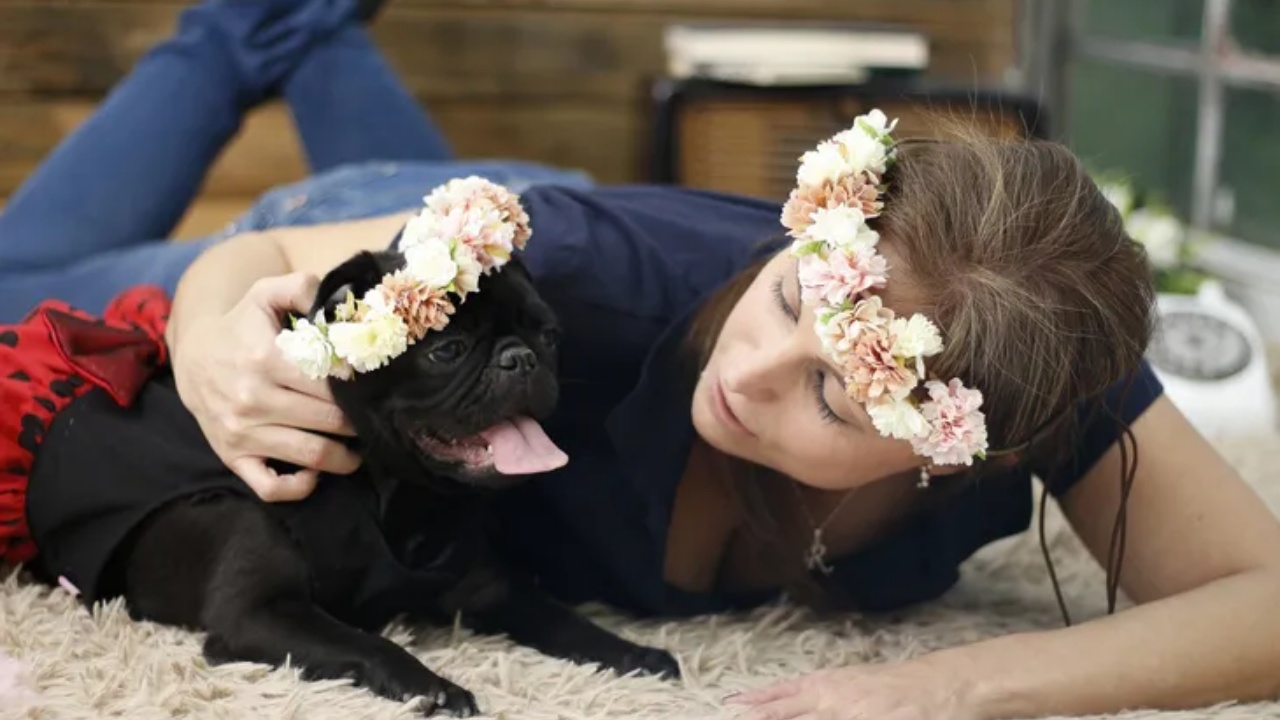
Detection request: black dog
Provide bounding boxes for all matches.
[26,249,678,717]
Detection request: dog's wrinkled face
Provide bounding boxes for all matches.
[310,250,565,490]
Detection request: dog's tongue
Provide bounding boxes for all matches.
[479,416,568,475]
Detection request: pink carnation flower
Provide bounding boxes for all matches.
[781,173,884,237]
[423,176,533,267]
[844,325,918,405]
[816,296,895,359]
[911,379,989,465]
[797,245,889,307]
[377,271,456,341]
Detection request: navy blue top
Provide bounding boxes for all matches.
[418,184,1165,618]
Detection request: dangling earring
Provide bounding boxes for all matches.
[917,465,931,490]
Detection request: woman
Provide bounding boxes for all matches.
[2,2,1279,719]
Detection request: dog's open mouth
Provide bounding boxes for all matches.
[413,416,568,475]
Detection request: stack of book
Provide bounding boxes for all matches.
[664,23,930,86]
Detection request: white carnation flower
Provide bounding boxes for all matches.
[361,286,394,316]
[831,126,890,175]
[404,237,459,289]
[275,318,335,381]
[867,399,929,441]
[1126,207,1183,270]
[890,314,944,374]
[797,141,854,188]
[857,109,898,139]
[802,205,879,251]
[398,211,445,251]
[328,313,410,374]
[452,245,484,296]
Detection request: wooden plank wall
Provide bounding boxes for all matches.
[0,0,1018,239]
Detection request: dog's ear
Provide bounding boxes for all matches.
[310,250,402,317]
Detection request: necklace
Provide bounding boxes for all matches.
[791,483,859,576]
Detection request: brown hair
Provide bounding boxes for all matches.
[684,120,1157,622]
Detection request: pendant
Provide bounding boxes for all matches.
[804,528,835,576]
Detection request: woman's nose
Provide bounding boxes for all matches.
[722,342,803,401]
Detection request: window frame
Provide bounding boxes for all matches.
[1018,0,1280,348]
[1045,0,1280,234]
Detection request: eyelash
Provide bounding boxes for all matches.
[771,276,843,425]
[770,276,795,320]
[812,371,842,425]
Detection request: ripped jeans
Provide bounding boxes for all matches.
[0,0,591,323]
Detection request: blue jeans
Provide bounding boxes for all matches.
[0,0,591,323]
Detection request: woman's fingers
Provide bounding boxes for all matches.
[733,695,813,720]
[249,271,322,317]
[172,271,367,500]
[265,362,356,437]
[730,680,803,705]
[235,424,362,477]
[251,382,355,437]
[229,457,321,503]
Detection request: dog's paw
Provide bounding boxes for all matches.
[417,683,480,718]
[306,653,478,717]
[356,663,478,717]
[606,645,682,680]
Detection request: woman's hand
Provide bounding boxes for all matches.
[727,657,978,720]
[170,272,361,502]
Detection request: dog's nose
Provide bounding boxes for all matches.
[498,346,538,374]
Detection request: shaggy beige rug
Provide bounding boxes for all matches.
[3,435,1279,720]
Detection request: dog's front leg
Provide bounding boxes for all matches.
[125,495,479,717]
[459,574,681,680]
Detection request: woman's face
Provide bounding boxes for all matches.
[692,250,921,490]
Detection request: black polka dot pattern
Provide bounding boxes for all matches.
[0,331,16,347]
[7,371,29,382]
[34,397,56,413]
[18,414,44,454]
[49,379,77,398]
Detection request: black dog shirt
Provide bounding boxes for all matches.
[27,368,470,625]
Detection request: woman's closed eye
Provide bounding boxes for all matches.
[771,275,797,321]
[812,370,843,425]
[771,274,845,425]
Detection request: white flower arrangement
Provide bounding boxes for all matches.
[275,176,532,380]
[1097,174,1213,295]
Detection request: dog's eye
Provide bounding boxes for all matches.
[428,340,466,364]
[540,328,561,349]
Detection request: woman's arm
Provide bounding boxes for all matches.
[165,228,292,356]
[164,212,412,500]
[934,395,1280,718]
[168,210,414,350]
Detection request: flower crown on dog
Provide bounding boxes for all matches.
[781,110,989,467]
[276,176,532,381]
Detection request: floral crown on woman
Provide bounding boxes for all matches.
[276,176,532,381]
[781,110,988,467]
